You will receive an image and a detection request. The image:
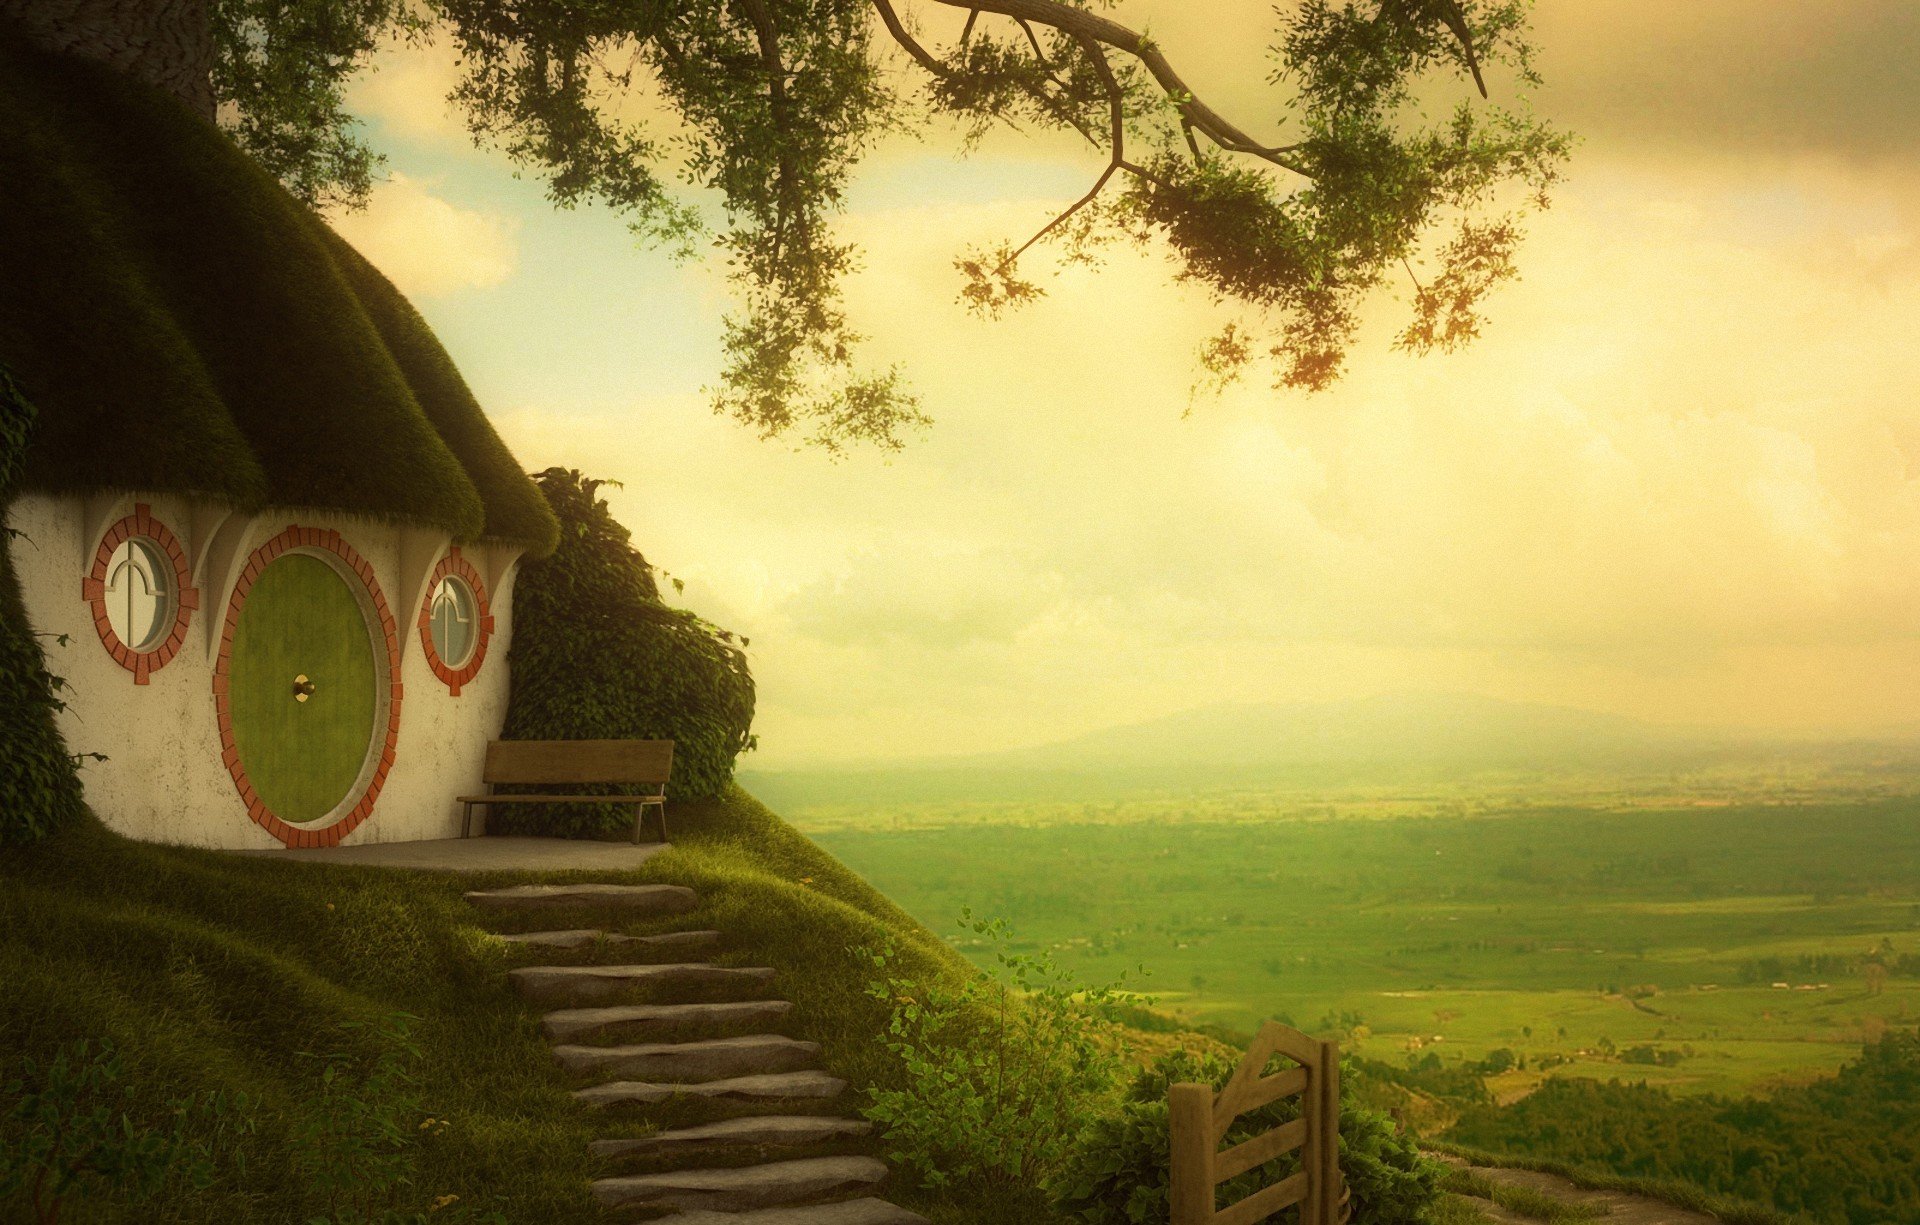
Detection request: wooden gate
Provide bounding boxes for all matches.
[1169,1022,1348,1225]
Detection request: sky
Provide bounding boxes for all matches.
[328,2,1920,767]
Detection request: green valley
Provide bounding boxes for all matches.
[791,791,1920,1101]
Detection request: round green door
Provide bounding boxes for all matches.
[229,554,379,823]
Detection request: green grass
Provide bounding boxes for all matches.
[804,797,1920,1100]
[1423,1192,1500,1224]
[0,787,1035,1223]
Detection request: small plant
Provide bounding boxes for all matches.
[860,911,1131,1191]
[0,1039,248,1223]
[293,1013,507,1225]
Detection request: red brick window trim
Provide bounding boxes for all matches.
[211,526,403,849]
[418,546,493,697]
[81,503,198,685]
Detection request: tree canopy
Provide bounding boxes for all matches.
[208,0,1569,451]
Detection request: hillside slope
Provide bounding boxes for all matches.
[0,788,1011,1223]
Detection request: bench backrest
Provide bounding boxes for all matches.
[483,739,673,785]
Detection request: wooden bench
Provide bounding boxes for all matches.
[459,739,673,844]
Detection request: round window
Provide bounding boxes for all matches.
[105,538,176,651]
[86,506,197,681]
[428,575,479,668]
[417,549,491,695]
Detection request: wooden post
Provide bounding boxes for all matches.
[1169,1082,1215,1225]
[1301,1051,1324,1225]
[1318,1039,1342,1225]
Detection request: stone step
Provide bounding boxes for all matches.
[590,1155,888,1214]
[669,1199,930,1225]
[509,962,774,1007]
[574,1070,847,1109]
[590,1115,873,1162]
[543,999,793,1044]
[464,883,698,915]
[554,1034,820,1083]
[497,928,722,954]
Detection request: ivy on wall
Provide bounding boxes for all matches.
[0,364,86,846]
[498,469,756,836]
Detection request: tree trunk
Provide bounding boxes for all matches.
[0,0,214,117]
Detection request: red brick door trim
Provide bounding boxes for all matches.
[211,526,403,848]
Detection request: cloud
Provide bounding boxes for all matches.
[327,173,519,297]
[1077,3,1920,170]
[1531,1,1920,165]
[346,40,468,144]
[386,5,1920,764]
[480,150,1920,764]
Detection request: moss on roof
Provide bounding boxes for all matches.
[0,37,559,556]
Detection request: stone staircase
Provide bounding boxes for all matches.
[466,881,929,1224]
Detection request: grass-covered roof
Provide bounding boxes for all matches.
[0,37,559,556]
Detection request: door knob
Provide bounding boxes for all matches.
[293,674,315,702]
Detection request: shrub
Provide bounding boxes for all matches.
[860,912,1129,1192]
[1050,1048,1443,1225]
[499,469,755,834]
[0,1039,248,1223]
[0,364,86,846]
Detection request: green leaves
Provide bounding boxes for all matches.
[211,0,425,211]
[205,0,1568,441]
[499,468,756,834]
[860,912,1131,1192]
[0,365,85,847]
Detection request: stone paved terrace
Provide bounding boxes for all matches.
[229,835,671,872]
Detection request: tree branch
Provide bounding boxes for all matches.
[1377,0,1486,96]
[871,0,1100,148]
[736,0,804,260]
[872,0,950,77]
[919,0,1307,172]
[997,32,1123,269]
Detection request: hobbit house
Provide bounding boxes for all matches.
[0,33,561,849]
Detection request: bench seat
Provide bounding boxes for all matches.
[462,739,673,844]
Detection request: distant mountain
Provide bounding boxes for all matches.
[975,692,1708,774]
[739,692,1920,809]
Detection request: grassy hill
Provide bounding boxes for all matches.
[0,788,1029,1223]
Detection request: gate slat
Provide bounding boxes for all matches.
[1215,1171,1309,1225]
[1213,1066,1309,1135]
[1216,1118,1308,1182]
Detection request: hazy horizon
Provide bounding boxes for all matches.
[328,1,1920,768]
[739,688,1920,775]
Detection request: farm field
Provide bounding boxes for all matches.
[792,792,1920,1099]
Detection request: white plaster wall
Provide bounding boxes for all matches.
[374,560,518,845]
[4,492,518,848]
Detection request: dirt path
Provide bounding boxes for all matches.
[1433,1153,1724,1225]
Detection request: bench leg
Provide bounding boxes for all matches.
[631,794,667,845]
[461,801,472,839]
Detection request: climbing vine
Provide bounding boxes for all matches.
[0,364,86,846]
[500,469,755,835]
